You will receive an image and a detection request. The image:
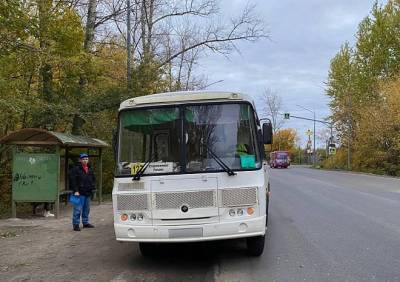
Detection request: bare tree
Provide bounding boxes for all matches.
[316,128,331,144]
[157,2,266,67]
[64,0,268,119]
[261,88,284,134]
[316,128,331,153]
[117,0,268,92]
[162,22,207,91]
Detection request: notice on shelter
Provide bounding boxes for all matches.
[12,153,59,202]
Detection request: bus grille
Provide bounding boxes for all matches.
[154,190,216,210]
[221,187,257,207]
[118,182,145,191]
[117,194,149,211]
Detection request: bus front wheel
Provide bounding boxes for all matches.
[139,242,156,257]
[246,235,265,256]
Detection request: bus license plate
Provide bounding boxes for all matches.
[168,228,203,238]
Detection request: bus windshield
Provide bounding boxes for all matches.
[276,152,288,160]
[116,103,260,176]
[185,104,260,172]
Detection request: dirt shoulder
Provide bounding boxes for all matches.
[0,201,220,282]
[0,202,120,282]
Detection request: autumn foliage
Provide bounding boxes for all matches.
[325,0,400,175]
[0,0,267,215]
[264,128,299,162]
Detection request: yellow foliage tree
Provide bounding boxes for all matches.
[353,76,400,175]
[267,128,299,152]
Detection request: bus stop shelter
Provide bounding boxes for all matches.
[0,128,109,219]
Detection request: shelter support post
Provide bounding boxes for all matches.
[64,148,69,195]
[98,148,103,204]
[55,146,60,219]
[11,146,16,218]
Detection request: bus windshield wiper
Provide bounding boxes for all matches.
[202,141,236,176]
[132,155,156,181]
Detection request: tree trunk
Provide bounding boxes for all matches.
[127,0,132,89]
[37,0,54,129]
[22,72,34,128]
[140,0,147,56]
[71,115,86,135]
[72,0,98,135]
[84,0,97,51]
[38,0,53,102]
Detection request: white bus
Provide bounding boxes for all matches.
[112,91,273,256]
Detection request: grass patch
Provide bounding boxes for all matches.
[0,231,17,238]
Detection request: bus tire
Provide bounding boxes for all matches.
[266,196,269,227]
[246,235,265,256]
[139,243,155,257]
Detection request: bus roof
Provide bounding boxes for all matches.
[119,91,255,110]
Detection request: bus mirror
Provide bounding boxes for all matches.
[262,123,273,144]
[112,128,118,161]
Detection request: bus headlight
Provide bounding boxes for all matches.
[137,213,144,221]
[121,214,128,221]
[237,209,244,216]
[130,214,136,221]
[229,209,236,217]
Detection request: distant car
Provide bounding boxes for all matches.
[270,151,290,168]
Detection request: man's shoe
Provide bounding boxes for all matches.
[83,223,95,228]
[73,225,81,231]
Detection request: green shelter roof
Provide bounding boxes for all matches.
[0,128,109,148]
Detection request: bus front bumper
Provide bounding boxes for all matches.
[114,216,266,243]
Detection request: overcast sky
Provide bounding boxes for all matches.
[196,0,387,147]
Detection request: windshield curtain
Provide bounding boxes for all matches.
[117,107,181,175]
[117,103,261,176]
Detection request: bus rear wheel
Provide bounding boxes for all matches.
[246,235,265,256]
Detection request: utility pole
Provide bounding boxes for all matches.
[285,109,334,166]
[126,0,132,89]
[313,110,316,165]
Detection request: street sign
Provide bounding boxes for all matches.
[306,129,312,136]
[329,147,336,155]
[284,113,290,119]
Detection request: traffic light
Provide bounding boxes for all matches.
[284,113,290,119]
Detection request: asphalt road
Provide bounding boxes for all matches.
[1,166,400,281]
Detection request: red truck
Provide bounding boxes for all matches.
[270,151,290,168]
